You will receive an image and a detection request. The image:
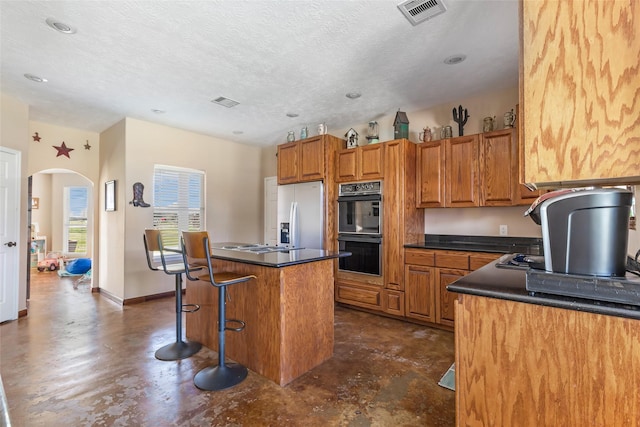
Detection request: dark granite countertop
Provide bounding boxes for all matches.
[405,234,543,255]
[209,242,349,268]
[447,258,640,320]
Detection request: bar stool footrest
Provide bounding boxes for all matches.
[225,318,245,332]
[182,303,200,313]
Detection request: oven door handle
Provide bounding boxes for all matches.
[337,194,381,202]
[338,234,382,243]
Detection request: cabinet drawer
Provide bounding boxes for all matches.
[469,253,502,271]
[336,282,381,308]
[405,248,435,266]
[435,252,470,269]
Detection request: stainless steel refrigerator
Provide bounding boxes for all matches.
[277,181,324,250]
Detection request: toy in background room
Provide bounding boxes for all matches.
[452,105,469,136]
[366,121,379,144]
[130,182,150,207]
[345,128,359,148]
[393,110,409,139]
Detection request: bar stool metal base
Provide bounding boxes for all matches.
[193,363,248,391]
[155,340,202,361]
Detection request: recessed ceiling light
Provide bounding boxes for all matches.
[211,96,240,108]
[286,113,299,118]
[24,73,47,83]
[345,92,361,99]
[151,109,166,114]
[444,54,467,65]
[45,18,76,34]
[233,131,244,135]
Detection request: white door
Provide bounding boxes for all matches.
[264,176,278,246]
[0,148,20,322]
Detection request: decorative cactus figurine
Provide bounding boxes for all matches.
[452,105,470,136]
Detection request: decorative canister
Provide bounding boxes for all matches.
[287,131,295,142]
[300,126,308,140]
[483,116,495,132]
[441,125,453,139]
[317,123,327,135]
[503,109,516,128]
[419,127,432,142]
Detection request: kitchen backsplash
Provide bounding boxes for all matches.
[424,206,542,238]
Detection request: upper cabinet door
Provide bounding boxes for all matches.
[521,0,640,185]
[299,137,324,182]
[481,129,517,206]
[446,135,480,207]
[416,141,446,208]
[277,141,299,185]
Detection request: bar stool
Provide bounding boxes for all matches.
[181,231,256,391]
[143,229,202,361]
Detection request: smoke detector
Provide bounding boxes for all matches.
[397,0,447,26]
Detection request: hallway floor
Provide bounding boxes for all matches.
[1,271,455,426]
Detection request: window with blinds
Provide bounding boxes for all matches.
[152,165,204,248]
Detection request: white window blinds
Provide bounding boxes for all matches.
[152,165,205,247]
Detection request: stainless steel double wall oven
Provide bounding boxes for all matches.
[337,181,382,276]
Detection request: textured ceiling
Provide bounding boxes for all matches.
[0,0,519,147]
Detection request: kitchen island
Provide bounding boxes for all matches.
[185,243,348,386]
[448,260,640,426]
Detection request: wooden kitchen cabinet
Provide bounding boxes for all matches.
[335,143,383,182]
[455,294,640,426]
[446,135,480,207]
[404,248,500,328]
[416,141,446,207]
[405,264,436,323]
[480,129,518,206]
[277,136,325,184]
[436,268,466,327]
[416,135,480,208]
[520,0,640,186]
[418,129,537,207]
[335,139,423,318]
[383,140,423,296]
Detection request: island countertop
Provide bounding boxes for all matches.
[208,242,349,268]
[448,258,640,320]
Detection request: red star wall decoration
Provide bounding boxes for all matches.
[53,141,74,158]
[32,132,41,142]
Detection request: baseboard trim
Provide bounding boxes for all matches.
[96,288,124,305]
[96,288,181,306]
[18,309,28,318]
[123,290,176,306]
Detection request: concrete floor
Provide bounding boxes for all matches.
[1,272,455,426]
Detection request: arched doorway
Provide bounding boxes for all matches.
[28,169,94,297]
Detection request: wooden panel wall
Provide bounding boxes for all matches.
[455,295,640,426]
[521,0,640,185]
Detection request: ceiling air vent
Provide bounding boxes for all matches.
[397,0,447,26]
[211,96,240,108]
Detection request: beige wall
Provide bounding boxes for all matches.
[101,118,263,300]
[1,93,30,311]
[99,119,126,299]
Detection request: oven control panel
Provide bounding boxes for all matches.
[339,181,382,196]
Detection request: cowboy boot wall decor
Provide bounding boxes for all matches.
[130,182,150,207]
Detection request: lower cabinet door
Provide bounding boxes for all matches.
[405,264,436,323]
[383,289,405,316]
[437,268,467,327]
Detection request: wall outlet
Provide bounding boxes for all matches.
[499,224,508,236]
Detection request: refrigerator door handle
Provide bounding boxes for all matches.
[290,201,298,248]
